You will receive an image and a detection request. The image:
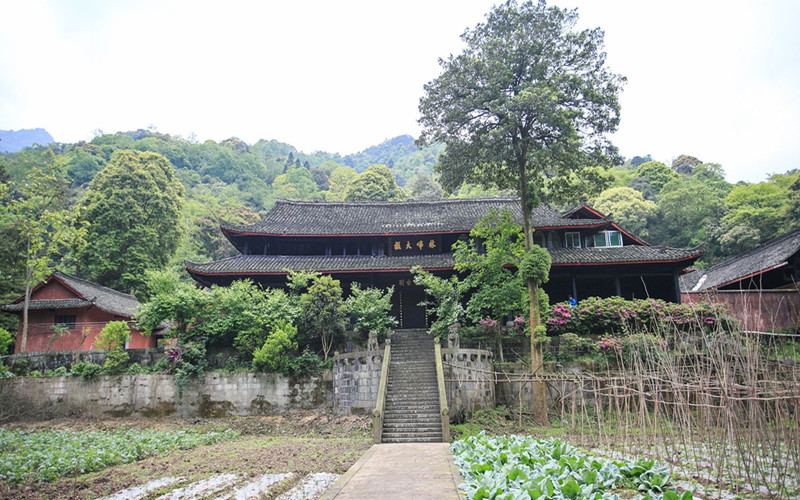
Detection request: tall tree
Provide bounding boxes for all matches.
[2,158,84,352]
[75,150,184,294]
[410,173,443,200]
[326,166,358,201]
[344,164,406,202]
[452,209,528,361]
[671,154,702,175]
[593,186,658,237]
[417,0,624,393]
[630,161,679,200]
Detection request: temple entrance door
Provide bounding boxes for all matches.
[399,285,427,329]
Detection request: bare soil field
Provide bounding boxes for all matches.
[0,412,372,500]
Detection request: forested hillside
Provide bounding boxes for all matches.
[1,130,798,338]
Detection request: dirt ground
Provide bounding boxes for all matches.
[0,412,373,500]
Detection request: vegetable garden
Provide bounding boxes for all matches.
[0,427,239,483]
[449,304,800,499]
[453,433,693,499]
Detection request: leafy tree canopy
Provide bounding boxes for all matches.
[344,164,406,202]
[593,186,658,237]
[632,161,679,198]
[453,209,526,325]
[671,154,702,175]
[325,166,358,201]
[75,150,184,294]
[410,173,443,200]
[418,0,623,381]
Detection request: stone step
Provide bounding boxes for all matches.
[385,389,438,395]
[383,424,442,433]
[382,436,444,444]
[387,390,439,401]
[381,430,443,440]
[387,377,437,383]
[382,329,443,443]
[382,413,442,421]
[384,398,439,406]
[383,414,441,423]
[384,406,440,414]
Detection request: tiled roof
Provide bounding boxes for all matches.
[1,298,93,313]
[186,246,702,277]
[222,199,608,236]
[187,254,456,275]
[2,272,140,318]
[678,268,705,292]
[689,229,800,291]
[547,246,703,265]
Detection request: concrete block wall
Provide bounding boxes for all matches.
[0,371,331,418]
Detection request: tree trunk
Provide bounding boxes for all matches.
[20,239,33,354]
[518,159,548,426]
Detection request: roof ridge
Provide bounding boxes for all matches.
[706,228,800,273]
[273,197,519,207]
[54,271,138,301]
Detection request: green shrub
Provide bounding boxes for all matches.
[252,321,298,374]
[126,362,143,374]
[0,327,14,355]
[102,348,130,375]
[289,349,324,376]
[71,361,103,378]
[172,341,208,397]
[345,283,396,343]
[94,321,132,375]
[94,321,131,350]
[53,366,69,376]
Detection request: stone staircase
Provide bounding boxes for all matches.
[381,329,444,443]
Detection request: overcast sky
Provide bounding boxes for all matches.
[1,0,798,183]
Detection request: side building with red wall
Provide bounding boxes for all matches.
[680,229,800,332]
[1,272,155,353]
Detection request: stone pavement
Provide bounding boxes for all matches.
[320,443,464,499]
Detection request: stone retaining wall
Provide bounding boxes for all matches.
[2,348,164,373]
[331,350,384,415]
[441,347,495,418]
[0,371,331,418]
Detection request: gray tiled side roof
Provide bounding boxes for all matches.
[52,272,141,317]
[678,269,704,292]
[547,246,703,265]
[186,246,702,276]
[222,199,608,236]
[692,229,800,290]
[187,254,456,274]
[1,298,93,313]
[2,272,141,318]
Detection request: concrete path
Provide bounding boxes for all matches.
[320,443,464,499]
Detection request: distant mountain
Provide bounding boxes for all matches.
[342,135,416,172]
[341,135,444,186]
[0,128,54,152]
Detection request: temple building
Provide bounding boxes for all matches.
[2,272,155,353]
[186,198,703,329]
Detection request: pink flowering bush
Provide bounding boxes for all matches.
[544,296,736,336]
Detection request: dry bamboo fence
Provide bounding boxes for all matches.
[446,325,800,498]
